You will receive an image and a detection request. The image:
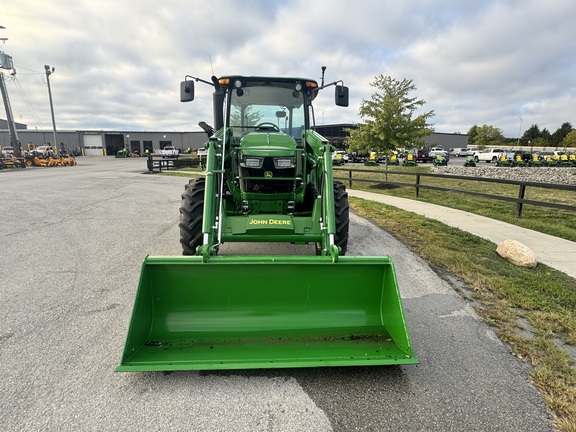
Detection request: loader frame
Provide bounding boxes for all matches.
[116,73,417,372]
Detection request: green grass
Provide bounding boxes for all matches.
[334,165,576,242]
[350,197,576,432]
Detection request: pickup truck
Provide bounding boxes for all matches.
[161,146,179,158]
[473,148,505,163]
[1,146,14,157]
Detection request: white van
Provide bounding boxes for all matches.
[449,148,468,157]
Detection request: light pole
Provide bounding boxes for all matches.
[45,65,58,153]
[517,116,522,147]
[0,25,21,157]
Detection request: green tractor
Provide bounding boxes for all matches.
[116,73,416,371]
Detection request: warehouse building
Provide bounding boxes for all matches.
[1,120,467,156]
[0,125,207,156]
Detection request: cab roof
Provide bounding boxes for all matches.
[218,76,318,87]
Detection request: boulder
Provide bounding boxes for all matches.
[496,239,537,268]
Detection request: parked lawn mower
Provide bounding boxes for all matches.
[403,153,417,166]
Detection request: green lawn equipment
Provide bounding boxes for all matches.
[433,154,447,166]
[116,72,416,371]
[403,153,417,166]
[115,148,129,158]
[496,154,513,167]
[464,155,476,167]
[364,152,379,166]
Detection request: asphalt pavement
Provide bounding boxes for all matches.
[350,189,576,279]
[0,158,555,431]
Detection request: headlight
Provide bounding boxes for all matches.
[273,158,294,169]
[243,157,263,168]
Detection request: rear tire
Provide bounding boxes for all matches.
[179,178,205,255]
[333,181,349,255]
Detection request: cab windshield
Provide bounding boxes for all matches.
[229,82,306,139]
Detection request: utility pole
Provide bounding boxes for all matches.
[0,25,21,157]
[517,116,522,148]
[44,64,58,154]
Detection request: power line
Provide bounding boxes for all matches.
[12,64,43,74]
[11,76,45,127]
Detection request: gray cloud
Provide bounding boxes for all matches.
[2,0,575,137]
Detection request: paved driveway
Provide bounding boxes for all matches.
[0,158,552,431]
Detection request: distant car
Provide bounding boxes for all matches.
[429,146,445,152]
[34,145,57,157]
[415,149,433,163]
[536,151,556,162]
[473,148,505,163]
[161,146,179,158]
[449,147,468,157]
[350,152,367,163]
[196,147,207,157]
[2,146,14,157]
[465,147,479,157]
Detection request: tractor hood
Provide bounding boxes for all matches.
[239,132,296,157]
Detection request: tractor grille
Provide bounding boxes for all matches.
[239,158,295,194]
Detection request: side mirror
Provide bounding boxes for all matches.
[335,85,349,107]
[180,80,195,102]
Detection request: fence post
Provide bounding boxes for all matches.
[348,169,352,188]
[415,174,421,197]
[147,153,153,172]
[516,184,526,218]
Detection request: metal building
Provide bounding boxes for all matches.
[0,125,207,156]
[2,121,468,156]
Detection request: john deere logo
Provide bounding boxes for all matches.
[264,171,273,178]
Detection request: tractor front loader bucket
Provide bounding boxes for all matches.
[116,255,417,371]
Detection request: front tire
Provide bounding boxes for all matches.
[334,181,349,255]
[314,181,349,256]
[179,178,205,255]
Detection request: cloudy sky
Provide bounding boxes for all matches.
[1,0,575,137]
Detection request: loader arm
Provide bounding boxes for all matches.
[197,136,221,260]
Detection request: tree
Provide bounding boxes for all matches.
[346,75,434,155]
[562,130,576,148]
[530,137,548,148]
[551,122,573,147]
[469,124,504,148]
[467,125,479,145]
[540,128,552,146]
[522,124,541,142]
[230,106,262,127]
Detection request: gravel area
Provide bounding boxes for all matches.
[432,165,576,185]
